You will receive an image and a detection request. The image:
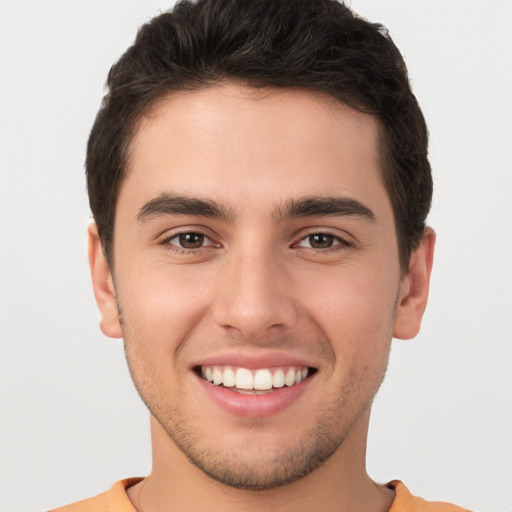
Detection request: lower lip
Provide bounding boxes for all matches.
[195,373,313,418]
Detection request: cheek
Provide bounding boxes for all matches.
[115,263,214,350]
[118,267,212,406]
[297,264,399,355]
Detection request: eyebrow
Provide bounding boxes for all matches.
[137,193,375,224]
[275,196,376,222]
[137,193,235,222]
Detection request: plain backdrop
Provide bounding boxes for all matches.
[1,1,511,511]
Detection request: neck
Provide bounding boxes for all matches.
[127,410,394,512]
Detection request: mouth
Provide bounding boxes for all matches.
[195,365,316,394]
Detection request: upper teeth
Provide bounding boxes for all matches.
[201,366,309,390]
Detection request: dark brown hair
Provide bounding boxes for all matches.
[86,0,432,271]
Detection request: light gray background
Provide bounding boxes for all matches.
[1,1,511,511]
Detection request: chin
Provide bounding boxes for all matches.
[150,398,356,491]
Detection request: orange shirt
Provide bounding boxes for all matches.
[387,480,470,511]
[50,478,470,511]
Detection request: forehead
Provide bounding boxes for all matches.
[122,83,387,216]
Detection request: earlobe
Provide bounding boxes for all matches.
[393,227,436,340]
[88,223,123,339]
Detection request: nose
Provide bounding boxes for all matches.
[212,249,299,340]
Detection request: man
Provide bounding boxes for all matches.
[52,0,468,510]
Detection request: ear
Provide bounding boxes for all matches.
[393,227,436,340]
[88,223,123,339]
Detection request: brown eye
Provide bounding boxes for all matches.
[308,233,335,249]
[295,232,350,251]
[178,232,205,249]
[163,231,220,254]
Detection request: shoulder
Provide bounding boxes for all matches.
[388,480,471,512]
[49,478,142,512]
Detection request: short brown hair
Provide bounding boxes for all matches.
[86,0,432,271]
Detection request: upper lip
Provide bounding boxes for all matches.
[191,350,318,370]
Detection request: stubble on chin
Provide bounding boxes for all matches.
[120,296,395,491]
[130,357,388,491]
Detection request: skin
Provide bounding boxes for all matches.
[89,83,435,512]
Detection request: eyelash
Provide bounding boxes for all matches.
[160,231,218,254]
[293,232,353,253]
[159,230,352,255]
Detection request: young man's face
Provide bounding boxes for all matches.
[91,84,430,489]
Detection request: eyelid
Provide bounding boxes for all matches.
[296,235,351,250]
[292,227,354,248]
[296,235,340,248]
[167,232,214,248]
[157,226,222,250]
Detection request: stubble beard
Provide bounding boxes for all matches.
[119,290,395,491]
[124,338,390,491]
[153,389,358,490]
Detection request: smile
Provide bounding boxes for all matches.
[199,366,311,394]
